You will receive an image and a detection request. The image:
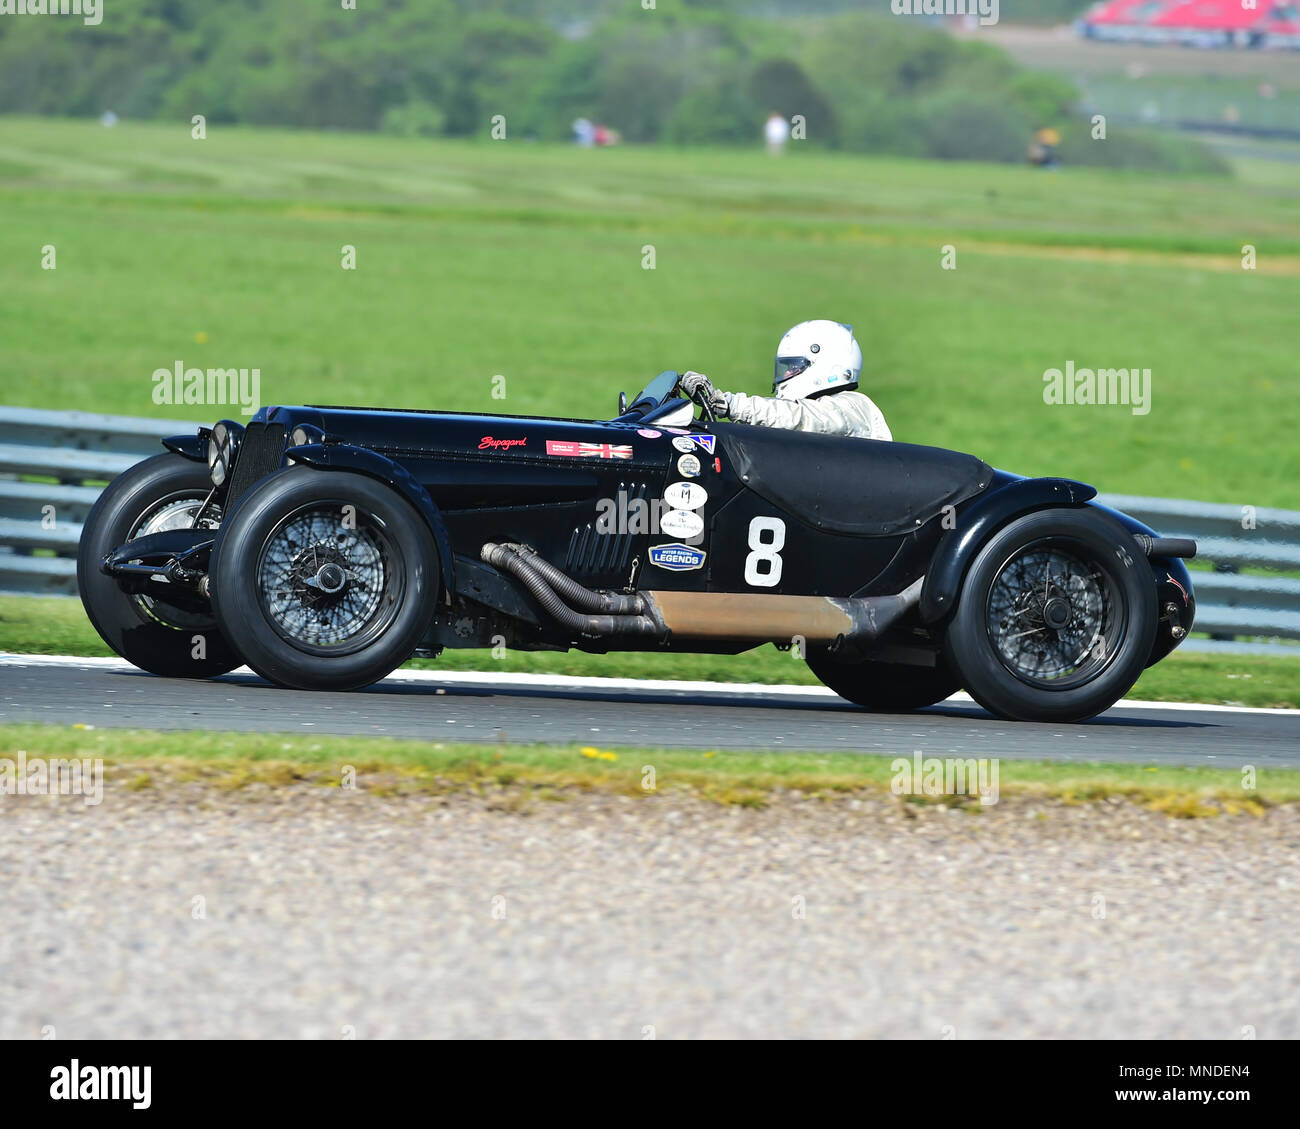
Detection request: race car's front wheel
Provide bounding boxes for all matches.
[209,467,439,691]
[806,651,960,712]
[942,508,1156,722]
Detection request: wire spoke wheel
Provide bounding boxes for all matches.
[126,493,222,630]
[985,538,1124,691]
[211,468,439,692]
[256,503,403,654]
[944,509,1156,723]
[77,452,243,680]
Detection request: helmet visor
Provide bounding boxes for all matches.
[773,355,809,393]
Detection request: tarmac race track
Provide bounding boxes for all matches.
[2,654,1296,767]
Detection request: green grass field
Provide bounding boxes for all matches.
[2,115,1298,508]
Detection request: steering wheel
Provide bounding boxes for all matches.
[679,377,717,424]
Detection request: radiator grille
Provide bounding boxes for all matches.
[225,423,286,507]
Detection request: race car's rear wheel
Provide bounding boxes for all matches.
[806,651,960,712]
[77,452,242,679]
[942,508,1156,722]
[210,467,439,691]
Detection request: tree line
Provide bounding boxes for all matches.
[0,0,1221,173]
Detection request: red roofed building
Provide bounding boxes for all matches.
[1078,1,1178,42]
[1079,0,1300,46]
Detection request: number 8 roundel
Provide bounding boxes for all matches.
[744,516,785,587]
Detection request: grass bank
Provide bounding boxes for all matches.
[1,723,1293,816]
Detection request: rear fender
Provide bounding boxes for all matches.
[286,442,456,602]
[919,476,1097,623]
[1091,500,1196,665]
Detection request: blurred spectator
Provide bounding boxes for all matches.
[574,119,620,148]
[1028,127,1061,169]
[764,112,789,156]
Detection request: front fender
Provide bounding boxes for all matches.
[162,432,209,462]
[919,475,1097,623]
[286,443,456,602]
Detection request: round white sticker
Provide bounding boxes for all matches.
[672,436,696,453]
[676,453,701,478]
[664,481,708,511]
[659,508,705,539]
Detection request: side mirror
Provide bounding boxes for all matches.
[618,391,628,415]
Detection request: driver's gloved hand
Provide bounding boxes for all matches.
[681,371,730,417]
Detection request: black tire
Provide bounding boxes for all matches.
[209,466,439,691]
[806,651,960,711]
[76,452,243,679]
[942,508,1157,722]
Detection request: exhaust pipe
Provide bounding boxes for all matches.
[498,543,647,615]
[1133,534,1196,560]
[481,542,923,646]
[481,544,662,637]
[646,578,924,644]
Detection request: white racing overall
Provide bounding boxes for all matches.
[726,389,892,442]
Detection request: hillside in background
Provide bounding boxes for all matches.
[0,0,1213,172]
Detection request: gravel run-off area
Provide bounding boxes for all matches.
[3,783,1298,1039]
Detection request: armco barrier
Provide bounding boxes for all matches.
[0,407,190,597]
[1095,494,1300,642]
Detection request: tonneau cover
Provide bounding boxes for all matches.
[714,422,993,536]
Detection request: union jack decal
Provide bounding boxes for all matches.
[547,440,633,459]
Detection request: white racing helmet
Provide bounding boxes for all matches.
[772,320,862,400]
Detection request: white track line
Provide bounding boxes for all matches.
[1,652,1296,717]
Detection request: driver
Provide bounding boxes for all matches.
[680,320,891,441]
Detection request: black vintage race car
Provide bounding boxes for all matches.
[77,372,1197,722]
